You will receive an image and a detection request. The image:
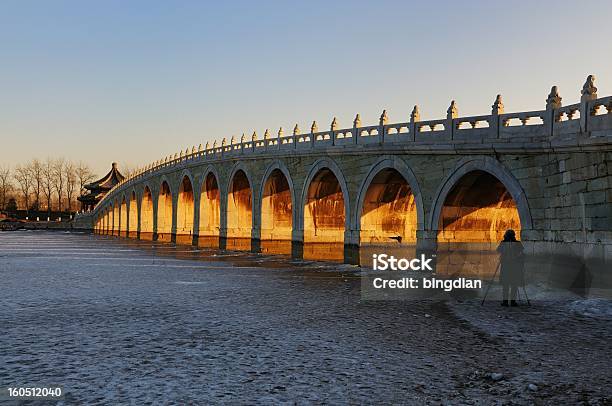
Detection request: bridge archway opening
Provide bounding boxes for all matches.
[304,168,345,260]
[176,176,195,244]
[436,170,521,278]
[102,210,108,234]
[128,192,138,238]
[360,168,417,245]
[227,169,252,250]
[119,198,128,236]
[107,209,112,235]
[140,187,154,240]
[112,203,120,236]
[157,181,173,242]
[438,170,521,243]
[101,211,107,234]
[199,172,220,247]
[261,169,293,253]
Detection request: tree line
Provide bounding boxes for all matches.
[0,159,97,216]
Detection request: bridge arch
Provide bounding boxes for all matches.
[140,184,155,240]
[226,162,254,247]
[119,195,128,236]
[100,209,106,234]
[106,209,110,233]
[128,189,138,237]
[112,200,120,236]
[106,207,112,235]
[156,177,174,242]
[176,170,195,240]
[260,160,296,246]
[95,212,101,233]
[198,166,221,246]
[300,158,350,249]
[354,156,424,245]
[429,156,532,243]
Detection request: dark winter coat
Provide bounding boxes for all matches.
[496,241,525,286]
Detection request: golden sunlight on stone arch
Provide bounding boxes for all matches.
[438,170,521,243]
[128,192,138,238]
[106,209,111,235]
[261,169,292,254]
[119,197,127,236]
[176,176,195,244]
[140,187,154,240]
[102,210,109,234]
[112,203,120,236]
[199,172,220,247]
[360,168,417,245]
[226,170,252,250]
[157,181,173,242]
[304,168,345,245]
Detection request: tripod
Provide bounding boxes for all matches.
[481,262,531,306]
[481,262,500,306]
[517,284,531,306]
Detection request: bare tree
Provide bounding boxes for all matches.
[65,161,77,212]
[5,159,130,217]
[42,158,54,214]
[29,159,43,211]
[0,165,12,210]
[52,158,66,212]
[14,165,33,212]
[75,161,96,195]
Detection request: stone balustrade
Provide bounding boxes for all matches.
[92,75,612,211]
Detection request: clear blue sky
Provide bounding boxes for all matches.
[1,0,610,177]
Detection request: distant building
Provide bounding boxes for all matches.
[78,163,124,211]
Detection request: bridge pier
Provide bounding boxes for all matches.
[219,236,227,250]
[291,241,304,260]
[416,230,438,254]
[251,238,261,254]
[343,244,360,265]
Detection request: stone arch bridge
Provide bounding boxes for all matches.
[76,76,611,278]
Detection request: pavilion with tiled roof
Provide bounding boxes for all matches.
[78,162,124,211]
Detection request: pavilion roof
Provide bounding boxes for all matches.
[85,162,125,191]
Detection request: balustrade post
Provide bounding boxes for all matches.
[446,101,457,139]
[410,106,419,141]
[310,121,317,148]
[491,94,504,138]
[263,129,271,152]
[293,124,300,150]
[580,75,597,134]
[379,110,388,145]
[353,114,360,145]
[330,117,338,146]
[545,87,561,137]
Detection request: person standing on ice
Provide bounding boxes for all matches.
[496,229,525,307]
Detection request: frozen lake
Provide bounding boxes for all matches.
[1,231,610,404]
